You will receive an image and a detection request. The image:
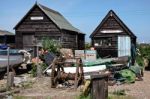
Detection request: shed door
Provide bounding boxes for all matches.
[23,34,35,57]
[118,36,131,57]
[23,34,35,47]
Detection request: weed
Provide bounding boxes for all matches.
[76,94,91,99]
[112,89,126,96]
[30,63,47,77]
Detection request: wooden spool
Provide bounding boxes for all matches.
[51,57,84,89]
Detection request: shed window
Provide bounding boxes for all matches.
[94,38,112,47]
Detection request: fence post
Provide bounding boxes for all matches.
[6,47,10,91]
[91,74,109,99]
[7,72,14,89]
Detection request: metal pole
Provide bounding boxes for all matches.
[7,47,10,90]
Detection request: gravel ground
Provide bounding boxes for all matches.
[15,77,81,99]
[2,71,150,99]
[109,71,150,99]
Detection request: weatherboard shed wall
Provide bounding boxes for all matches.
[14,3,85,55]
[90,10,136,58]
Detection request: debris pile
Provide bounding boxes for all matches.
[40,48,144,89]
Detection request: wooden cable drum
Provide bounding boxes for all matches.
[51,57,84,88]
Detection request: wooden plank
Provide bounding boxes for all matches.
[74,58,80,89]
[7,72,14,90]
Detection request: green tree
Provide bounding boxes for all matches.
[136,44,150,67]
[85,42,91,50]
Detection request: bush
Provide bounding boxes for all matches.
[42,37,61,54]
[136,44,150,67]
[31,38,61,77]
[85,42,91,50]
[30,63,47,77]
[136,55,144,66]
[138,45,150,59]
[30,63,36,77]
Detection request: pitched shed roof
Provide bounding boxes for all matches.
[14,3,84,34]
[90,10,136,38]
[38,4,82,33]
[0,30,14,36]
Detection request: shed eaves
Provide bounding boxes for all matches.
[0,30,14,36]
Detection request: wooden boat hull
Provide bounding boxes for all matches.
[0,55,23,69]
[0,49,24,73]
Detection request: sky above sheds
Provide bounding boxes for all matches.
[0,0,150,43]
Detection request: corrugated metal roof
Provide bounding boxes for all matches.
[38,4,82,33]
[0,30,14,36]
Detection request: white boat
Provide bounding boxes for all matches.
[46,65,106,79]
[0,49,24,72]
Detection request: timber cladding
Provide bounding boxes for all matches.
[14,3,85,54]
[90,10,136,58]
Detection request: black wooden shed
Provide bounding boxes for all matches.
[14,3,85,53]
[0,30,15,48]
[90,10,136,58]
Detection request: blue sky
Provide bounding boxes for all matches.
[0,0,150,43]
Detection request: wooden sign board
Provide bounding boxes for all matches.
[30,16,44,20]
[75,50,85,59]
[85,50,96,61]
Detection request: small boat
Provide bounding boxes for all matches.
[0,49,24,72]
[46,65,107,80]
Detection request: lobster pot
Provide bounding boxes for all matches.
[118,36,131,57]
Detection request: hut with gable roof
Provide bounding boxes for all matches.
[90,10,136,59]
[14,2,85,56]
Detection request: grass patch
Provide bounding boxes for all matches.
[13,96,27,99]
[108,94,134,99]
[76,94,91,99]
[21,81,33,89]
[108,89,134,99]
[13,96,51,99]
[112,89,126,96]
